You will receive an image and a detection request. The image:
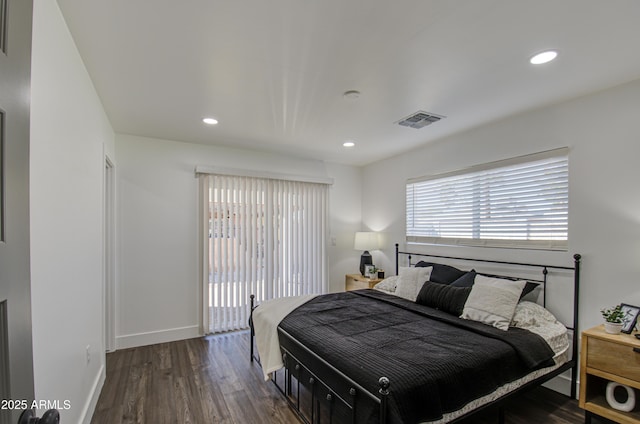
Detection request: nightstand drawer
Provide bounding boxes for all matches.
[587,337,640,381]
[346,279,370,291]
[345,274,383,291]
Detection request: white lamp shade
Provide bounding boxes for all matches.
[354,232,380,251]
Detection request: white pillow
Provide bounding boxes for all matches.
[511,301,569,357]
[461,275,526,331]
[394,266,433,301]
[373,275,399,293]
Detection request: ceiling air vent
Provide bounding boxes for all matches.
[396,111,444,129]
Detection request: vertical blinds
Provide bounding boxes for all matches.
[199,174,328,334]
[406,148,569,250]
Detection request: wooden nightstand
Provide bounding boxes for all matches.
[579,325,640,424]
[345,274,383,291]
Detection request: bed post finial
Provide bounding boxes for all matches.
[379,377,390,424]
[378,377,390,394]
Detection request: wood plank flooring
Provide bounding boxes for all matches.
[91,331,605,424]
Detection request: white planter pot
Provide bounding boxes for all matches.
[604,322,623,334]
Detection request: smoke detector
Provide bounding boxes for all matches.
[396,111,444,129]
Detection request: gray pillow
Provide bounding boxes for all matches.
[415,261,465,284]
[449,270,477,287]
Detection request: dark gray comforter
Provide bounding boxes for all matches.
[278,289,555,423]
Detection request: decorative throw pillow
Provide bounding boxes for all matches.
[394,266,433,301]
[373,276,399,293]
[451,271,538,300]
[449,270,477,287]
[520,282,540,300]
[415,261,466,284]
[415,281,472,316]
[480,273,540,297]
[461,275,526,331]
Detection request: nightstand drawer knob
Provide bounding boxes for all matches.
[634,347,640,354]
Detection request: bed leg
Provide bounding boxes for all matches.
[378,377,390,424]
[497,406,505,424]
[250,294,255,363]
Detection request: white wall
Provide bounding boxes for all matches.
[115,134,361,348]
[30,1,114,422]
[362,77,640,334]
[326,163,363,290]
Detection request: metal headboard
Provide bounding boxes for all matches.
[394,243,582,399]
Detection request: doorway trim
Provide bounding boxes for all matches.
[104,155,116,352]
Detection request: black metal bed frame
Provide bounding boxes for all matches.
[250,244,582,424]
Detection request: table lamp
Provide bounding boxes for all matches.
[354,232,379,276]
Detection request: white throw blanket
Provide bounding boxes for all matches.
[252,294,316,380]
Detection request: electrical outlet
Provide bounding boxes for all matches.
[86,345,91,365]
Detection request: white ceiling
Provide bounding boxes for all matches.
[56,0,640,166]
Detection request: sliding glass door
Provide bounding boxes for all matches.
[199,174,328,333]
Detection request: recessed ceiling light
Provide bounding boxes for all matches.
[343,141,355,147]
[530,50,558,65]
[202,117,218,125]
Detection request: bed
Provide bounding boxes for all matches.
[249,244,582,424]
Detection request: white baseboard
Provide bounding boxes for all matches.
[116,325,201,350]
[543,369,580,398]
[80,363,105,424]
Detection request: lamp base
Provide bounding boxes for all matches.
[359,251,372,276]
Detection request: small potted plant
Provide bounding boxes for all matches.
[600,305,627,334]
[368,266,378,279]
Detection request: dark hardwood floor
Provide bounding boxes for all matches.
[91,331,601,424]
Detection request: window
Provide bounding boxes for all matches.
[198,172,329,333]
[406,148,568,250]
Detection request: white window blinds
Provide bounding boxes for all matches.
[198,173,329,334]
[406,148,569,250]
